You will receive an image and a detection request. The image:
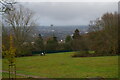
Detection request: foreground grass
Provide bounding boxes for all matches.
[2,52,118,78]
[1,72,26,78]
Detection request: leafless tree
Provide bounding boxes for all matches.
[0,0,16,13]
[3,5,37,55]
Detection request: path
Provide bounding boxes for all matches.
[0,70,54,80]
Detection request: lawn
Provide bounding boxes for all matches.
[2,52,118,78]
[1,72,26,78]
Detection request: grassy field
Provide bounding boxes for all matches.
[2,52,118,78]
[1,72,26,78]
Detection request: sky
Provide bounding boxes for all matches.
[20,1,118,26]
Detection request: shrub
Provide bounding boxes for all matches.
[16,44,33,57]
[72,51,97,57]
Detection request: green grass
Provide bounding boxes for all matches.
[2,52,118,78]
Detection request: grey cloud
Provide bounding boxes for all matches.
[21,2,118,26]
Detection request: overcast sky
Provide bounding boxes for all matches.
[21,2,118,26]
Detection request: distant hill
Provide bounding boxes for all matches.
[35,25,89,40]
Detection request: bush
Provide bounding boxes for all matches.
[16,44,33,57]
[72,51,96,57]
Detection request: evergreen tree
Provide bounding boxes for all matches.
[34,34,44,51]
[72,29,87,51]
[65,35,72,43]
[45,36,58,51]
[64,35,72,50]
[72,29,80,39]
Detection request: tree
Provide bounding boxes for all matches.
[45,36,58,52]
[64,35,72,50]
[3,33,16,63]
[88,12,118,55]
[65,35,72,43]
[2,33,16,78]
[1,0,17,78]
[72,29,80,39]
[0,0,16,13]
[72,29,87,51]
[101,12,118,54]
[0,0,16,57]
[2,5,36,56]
[2,24,10,50]
[34,34,44,51]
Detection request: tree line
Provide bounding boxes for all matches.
[2,3,119,57]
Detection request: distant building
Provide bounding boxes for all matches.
[85,31,88,34]
[58,39,65,43]
[31,42,35,45]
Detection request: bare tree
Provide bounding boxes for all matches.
[0,0,16,13]
[3,5,37,55]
